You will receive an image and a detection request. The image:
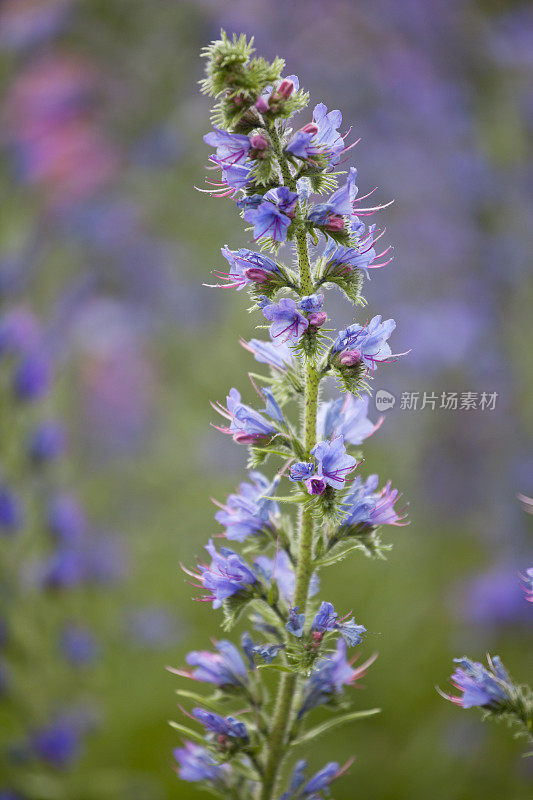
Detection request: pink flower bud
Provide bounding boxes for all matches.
[277,79,294,99]
[325,215,345,232]
[255,96,269,114]
[301,123,319,135]
[250,134,269,151]
[339,349,362,367]
[233,432,266,445]
[244,267,269,283]
[308,311,327,328]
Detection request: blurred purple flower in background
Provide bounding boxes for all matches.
[125,606,180,650]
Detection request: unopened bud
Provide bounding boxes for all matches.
[277,79,294,99]
[244,267,269,283]
[233,432,259,445]
[301,122,319,135]
[339,349,361,367]
[255,96,269,114]
[325,215,345,232]
[249,134,269,151]
[308,311,327,328]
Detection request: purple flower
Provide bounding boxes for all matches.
[243,188,298,242]
[322,223,391,278]
[254,550,319,604]
[286,607,306,638]
[178,640,247,687]
[60,625,98,666]
[28,420,66,462]
[286,101,346,165]
[215,471,279,542]
[47,494,87,545]
[332,315,399,373]
[39,548,86,590]
[0,307,41,356]
[521,567,533,603]
[250,642,285,664]
[190,540,257,609]
[312,601,366,646]
[282,760,308,799]
[282,759,346,799]
[242,338,294,372]
[285,130,317,160]
[236,194,263,213]
[307,168,358,227]
[0,487,23,534]
[369,481,405,526]
[192,709,248,740]
[311,601,338,633]
[305,476,327,495]
[173,741,228,784]
[302,764,341,796]
[317,395,380,445]
[342,475,406,528]
[289,462,315,482]
[299,638,376,716]
[336,618,367,647]
[84,533,126,584]
[298,294,324,313]
[261,386,284,423]
[214,246,279,290]
[290,439,357,493]
[241,633,285,666]
[31,715,83,768]
[126,606,177,649]
[222,163,252,190]
[263,298,309,344]
[443,655,511,709]
[311,437,357,490]
[462,565,531,626]
[13,351,51,401]
[204,127,252,166]
[312,103,345,165]
[212,388,278,445]
[324,167,358,214]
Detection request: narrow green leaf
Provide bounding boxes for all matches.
[269,495,305,503]
[293,708,381,745]
[168,721,205,744]
[257,663,294,674]
[175,689,226,712]
[315,543,364,567]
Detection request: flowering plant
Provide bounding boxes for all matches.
[440,501,533,750]
[170,32,407,799]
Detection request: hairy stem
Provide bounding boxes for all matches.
[259,198,319,798]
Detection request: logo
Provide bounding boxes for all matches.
[375,389,396,412]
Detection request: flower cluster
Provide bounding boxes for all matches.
[440,568,533,746]
[170,32,408,800]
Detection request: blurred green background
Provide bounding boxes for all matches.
[0,1,532,798]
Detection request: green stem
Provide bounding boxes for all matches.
[259,187,319,797]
